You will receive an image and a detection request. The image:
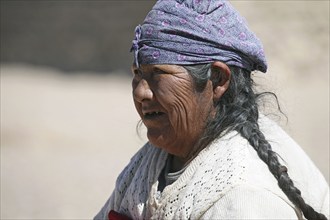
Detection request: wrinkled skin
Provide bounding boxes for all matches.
[132,64,215,165]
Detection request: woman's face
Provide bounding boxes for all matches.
[132,64,215,159]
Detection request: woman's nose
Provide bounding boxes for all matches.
[133,79,153,103]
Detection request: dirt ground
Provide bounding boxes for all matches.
[1,1,329,219]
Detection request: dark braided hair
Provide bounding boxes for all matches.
[184,64,328,220]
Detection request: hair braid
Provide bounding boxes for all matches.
[184,64,328,220]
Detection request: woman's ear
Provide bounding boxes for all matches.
[210,61,231,101]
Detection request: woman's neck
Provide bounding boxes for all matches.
[169,154,187,173]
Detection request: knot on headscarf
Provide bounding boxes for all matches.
[131,25,142,68]
[131,0,267,73]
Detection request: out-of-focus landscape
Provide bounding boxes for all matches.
[1,1,329,219]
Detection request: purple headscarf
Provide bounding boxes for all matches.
[131,0,267,73]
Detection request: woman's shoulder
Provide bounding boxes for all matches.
[205,115,328,216]
[248,115,329,216]
[258,115,328,189]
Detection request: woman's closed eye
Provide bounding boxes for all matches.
[153,68,169,76]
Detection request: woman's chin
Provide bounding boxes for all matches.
[147,129,173,151]
[147,132,188,159]
[147,128,166,147]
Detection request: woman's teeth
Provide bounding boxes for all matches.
[145,112,163,117]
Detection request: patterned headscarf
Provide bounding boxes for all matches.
[131,0,267,73]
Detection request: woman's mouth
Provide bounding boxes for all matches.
[144,111,165,120]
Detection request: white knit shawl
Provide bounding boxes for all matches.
[109,131,249,219]
[96,116,329,220]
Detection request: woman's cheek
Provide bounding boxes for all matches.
[169,98,193,132]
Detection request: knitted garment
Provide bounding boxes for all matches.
[94,116,329,219]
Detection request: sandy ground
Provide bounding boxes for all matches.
[1,1,329,219]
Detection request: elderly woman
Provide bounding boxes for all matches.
[95,0,329,219]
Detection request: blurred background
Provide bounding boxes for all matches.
[1,1,329,219]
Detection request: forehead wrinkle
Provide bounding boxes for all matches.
[137,64,188,75]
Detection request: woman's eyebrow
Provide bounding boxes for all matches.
[154,66,187,75]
